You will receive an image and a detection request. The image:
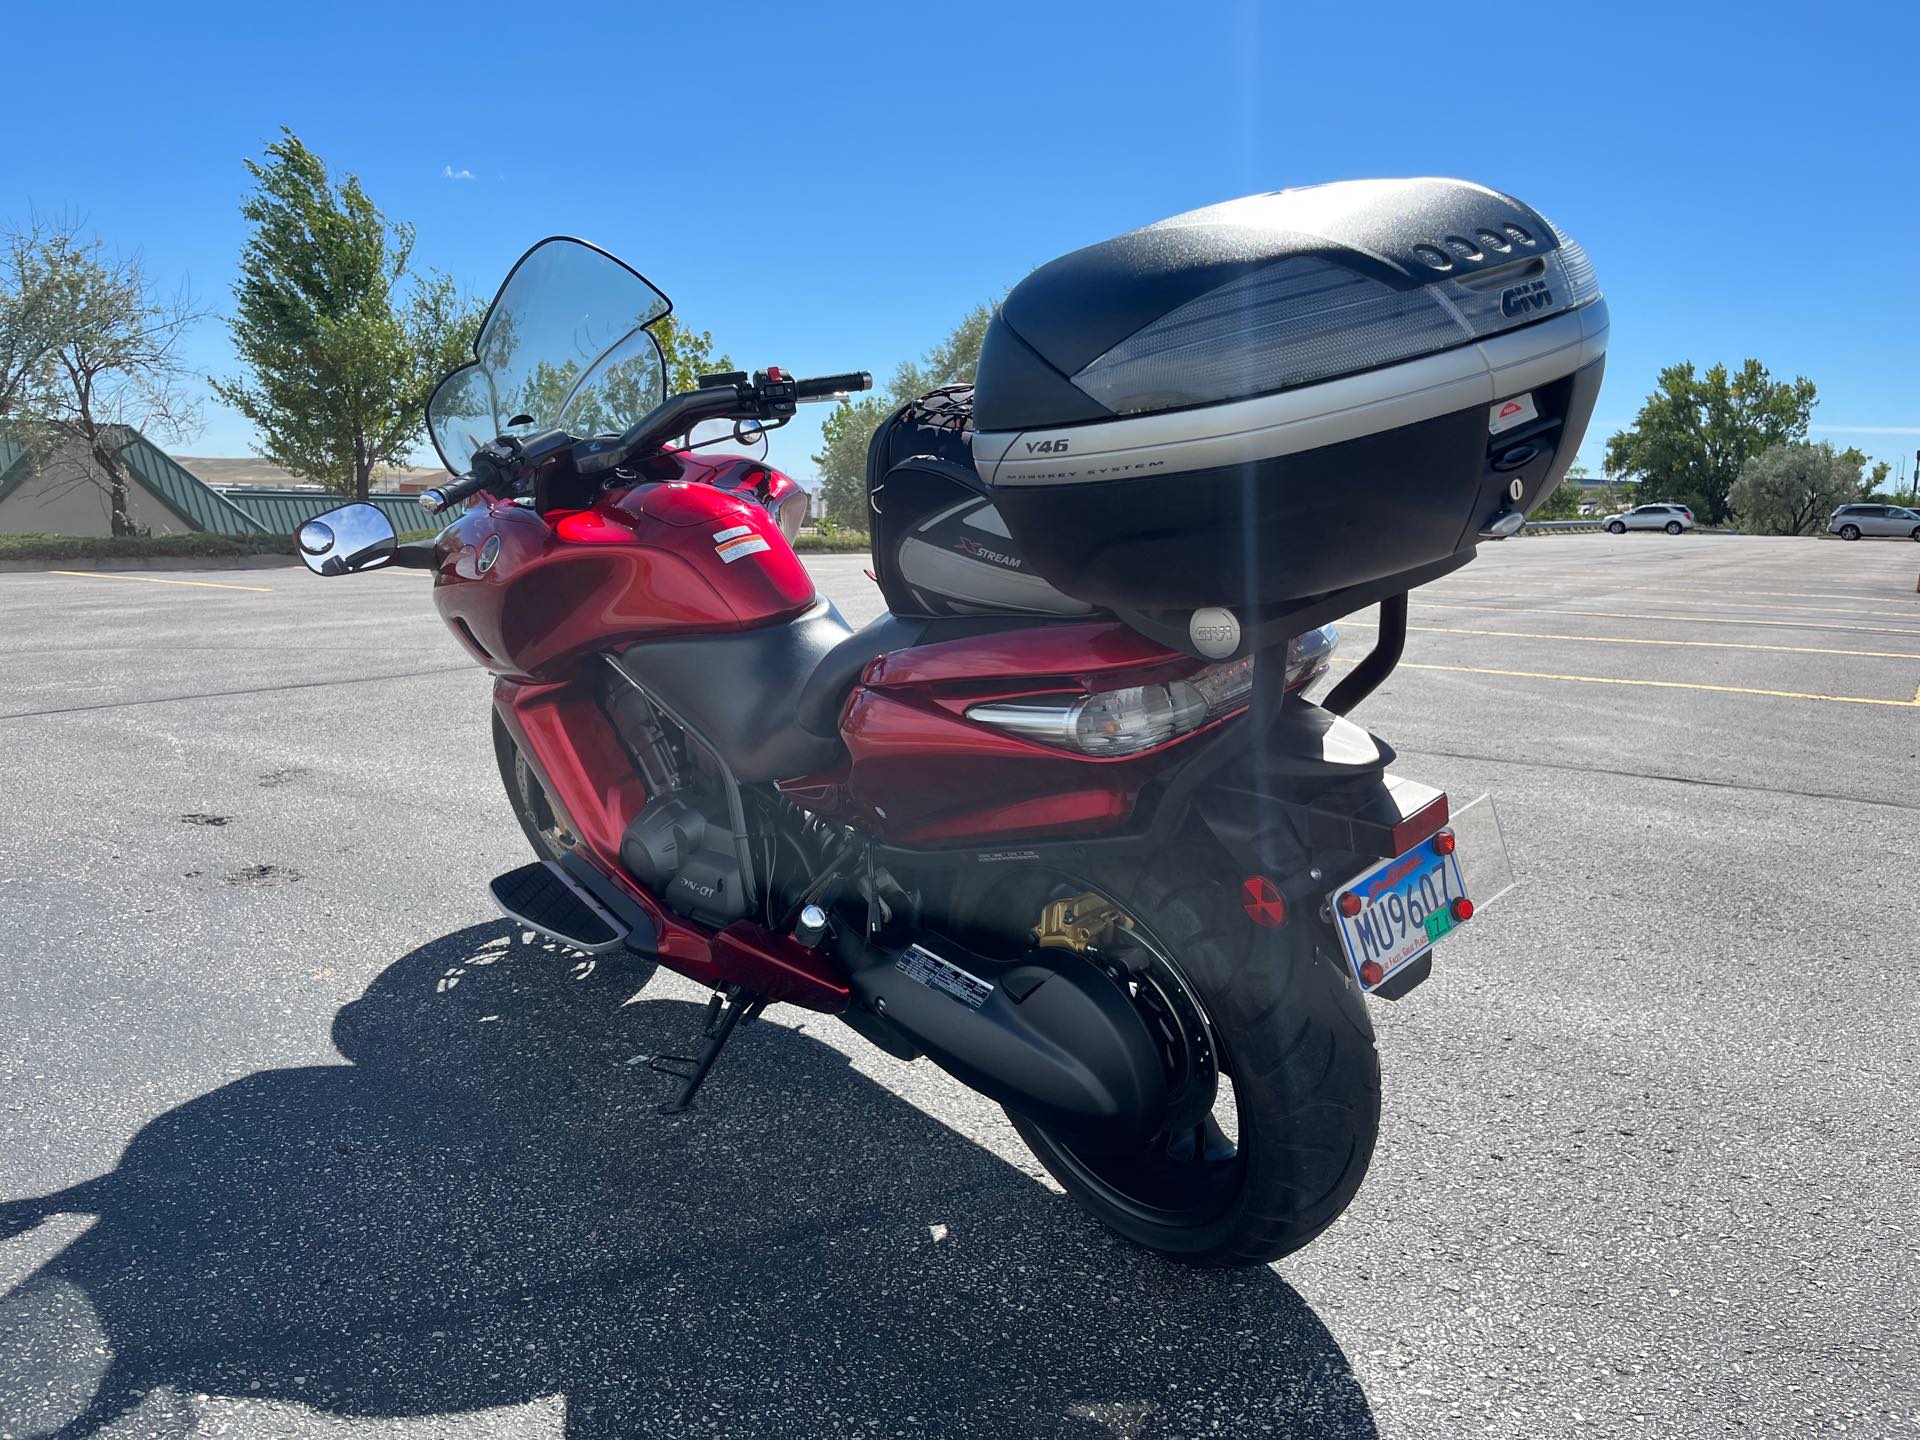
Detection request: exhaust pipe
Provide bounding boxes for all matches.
[844,935,1169,1149]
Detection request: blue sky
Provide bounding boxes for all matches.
[4,0,1916,489]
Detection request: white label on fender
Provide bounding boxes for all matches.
[1489,393,1538,435]
[711,525,753,544]
[716,536,771,564]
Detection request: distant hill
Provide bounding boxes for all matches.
[170,455,444,492]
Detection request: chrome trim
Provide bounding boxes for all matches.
[963,699,1082,746]
[973,305,1600,488]
[1480,511,1527,539]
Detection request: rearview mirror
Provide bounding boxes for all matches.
[295,503,397,576]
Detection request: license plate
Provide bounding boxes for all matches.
[1331,831,1468,990]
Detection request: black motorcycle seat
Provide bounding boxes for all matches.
[613,602,1056,785]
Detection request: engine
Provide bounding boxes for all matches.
[603,672,752,927]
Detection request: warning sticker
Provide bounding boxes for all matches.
[715,536,772,564]
[711,524,753,544]
[896,944,994,1010]
[1489,393,1539,435]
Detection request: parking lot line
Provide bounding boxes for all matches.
[1419,600,1920,639]
[1341,619,1920,662]
[46,569,273,594]
[1432,589,1919,620]
[1369,659,1920,708]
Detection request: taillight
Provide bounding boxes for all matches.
[962,626,1340,759]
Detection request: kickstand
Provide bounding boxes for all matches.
[648,985,766,1115]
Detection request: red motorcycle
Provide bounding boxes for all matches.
[300,184,1601,1265]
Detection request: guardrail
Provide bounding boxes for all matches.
[1516,520,1745,537]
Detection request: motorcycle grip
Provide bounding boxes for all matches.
[795,372,872,401]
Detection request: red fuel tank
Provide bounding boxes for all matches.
[432,462,817,681]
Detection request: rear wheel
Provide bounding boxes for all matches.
[949,839,1380,1266]
[1909,527,1919,542]
[1664,520,1683,535]
[1607,520,1626,534]
[1840,524,1862,541]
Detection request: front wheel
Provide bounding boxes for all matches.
[492,709,576,865]
[1909,527,1920,542]
[952,840,1381,1266]
[1840,524,1862,541]
[1608,520,1626,534]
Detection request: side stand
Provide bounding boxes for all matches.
[649,985,767,1115]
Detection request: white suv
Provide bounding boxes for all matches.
[1604,504,1694,535]
[1828,503,1920,541]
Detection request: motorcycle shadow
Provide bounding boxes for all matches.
[0,922,1376,1440]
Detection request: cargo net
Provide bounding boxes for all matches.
[901,384,974,441]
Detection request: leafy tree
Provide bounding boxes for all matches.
[811,300,997,526]
[14,229,204,535]
[652,314,732,396]
[1729,441,1865,536]
[0,215,80,421]
[1531,476,1589,520]
[213,131,484,500]
[1603,360,1817,526]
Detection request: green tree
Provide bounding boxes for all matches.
[652,314,732,396]
[1729,441,1865,536]
[213,130,484,500]
[1531,475,1588,520]
[810,299,997,526]
[0,215,79,421]
[15,229,204,535]
[1603,360,1817,526]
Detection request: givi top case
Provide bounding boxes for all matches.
[968,178,1607,648]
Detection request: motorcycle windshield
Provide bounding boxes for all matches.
[427,237,672,474]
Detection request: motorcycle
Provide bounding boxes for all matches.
[298,183,1602,1266]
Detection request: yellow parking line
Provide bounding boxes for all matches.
[1333,654,1919,707]
[1419,600,1920,639]
[1432,590,1919,620]
[1339,619,1920,661]
[48,569,272,594]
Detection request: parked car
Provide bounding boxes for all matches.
[1828,503,1920,541]
[1604,504,1694,535]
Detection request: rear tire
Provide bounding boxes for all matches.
[1607,520,1626,534]
[1909,527,1919,542]
[1664,520,1683,535]
[953,839,1380,1267]
[1840,524,1861,541]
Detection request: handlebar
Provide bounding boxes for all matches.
[429,368,876,501]
[796,371,872,401]
[418,471,492,515]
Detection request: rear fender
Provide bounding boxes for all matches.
[1190,702,1448,911]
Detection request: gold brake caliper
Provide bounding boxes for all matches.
[1033,892,1133,956]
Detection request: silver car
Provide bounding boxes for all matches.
[1604,503,1694,535]
[1828,503,1920,541]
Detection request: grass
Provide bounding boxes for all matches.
[0,531,295,561]
[792,532,872,554]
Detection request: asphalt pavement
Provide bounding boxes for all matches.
[1,533,1915,1438]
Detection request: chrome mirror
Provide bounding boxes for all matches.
[295,503,397,576]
